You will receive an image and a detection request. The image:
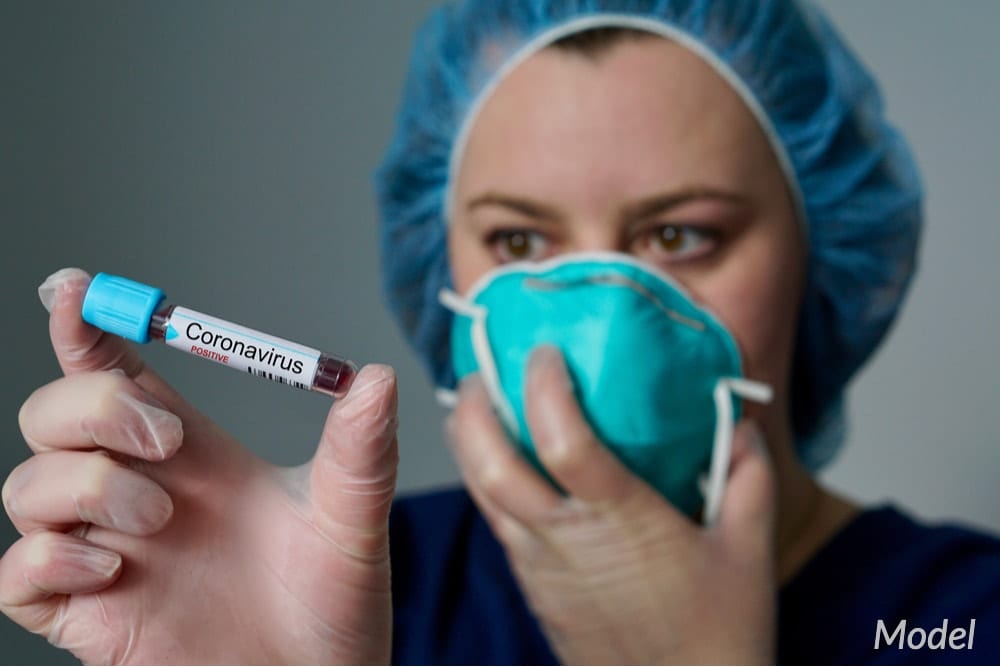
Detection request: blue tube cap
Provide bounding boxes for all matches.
[82,273,165,343]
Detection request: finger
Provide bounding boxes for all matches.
[445,374,562,525]
[3,450,173,536]
[18,371,184,461]
[40,268,146,377]
[460,464,544,561]
[0,531,122,637]
[308,364,400,561]
[445,414,548,565]
[525,346,660,508]
[716,420,777,558]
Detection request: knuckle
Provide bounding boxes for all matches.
[0,459,38,521]
[16,396,32,436]
[105,368,136,392]
[1,472,16,518]
[22,531,59,569]
[451,391,476,427]
[478,459,515,499]
[17,387,45,441]
[494,516,541,562]
[82,378,163,455]
[543,435,586,474]
[492,513,525,546]
[76,455,115,507]
[447,401,478,446]
[91,372,134,415]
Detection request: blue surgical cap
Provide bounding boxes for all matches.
[375,0,923,470]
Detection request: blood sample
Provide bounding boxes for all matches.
[82,273,357,398]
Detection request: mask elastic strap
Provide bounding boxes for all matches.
[702,378,774,526]
[437,289,520,435]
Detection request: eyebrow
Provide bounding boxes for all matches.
[622,188,750,221]
[465,187,749,225]
[466,192,562,223]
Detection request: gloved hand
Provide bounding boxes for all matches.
[1,268,399,664]
[446,346,776,664]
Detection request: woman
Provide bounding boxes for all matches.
[2,0,997,664]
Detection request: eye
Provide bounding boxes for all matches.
[487,229,550,263]
[639,224,717,263]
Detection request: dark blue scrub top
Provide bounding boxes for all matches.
[389,488,1000,665]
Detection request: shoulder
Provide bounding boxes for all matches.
[779,505,1000,665]
[389,487,556,665]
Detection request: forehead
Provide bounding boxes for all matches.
[455,36,778,202]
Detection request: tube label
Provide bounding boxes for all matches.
[164,307,320,391]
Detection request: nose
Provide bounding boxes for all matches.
[563,225,628,255]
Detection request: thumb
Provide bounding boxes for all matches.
[40,267,207,424]
[309,364,400,559]
[41,268,146,377]
[716,420,777,560]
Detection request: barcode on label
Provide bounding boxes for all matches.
[247,366,309,391]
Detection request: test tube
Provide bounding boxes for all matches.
[81,273,357,398]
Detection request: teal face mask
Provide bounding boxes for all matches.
[439,253,771,523]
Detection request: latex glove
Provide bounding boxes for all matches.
[1,268,399,664]
[446,346,776,664]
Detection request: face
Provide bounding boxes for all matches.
[448,36,805,435]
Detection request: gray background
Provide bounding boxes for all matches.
[1,1,997,663]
